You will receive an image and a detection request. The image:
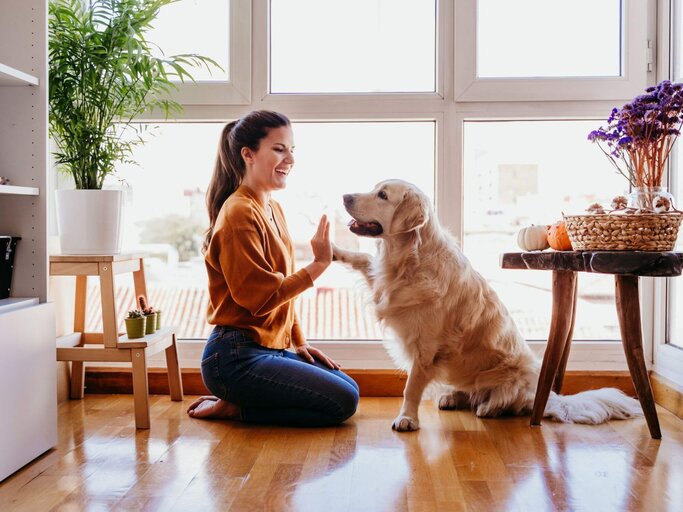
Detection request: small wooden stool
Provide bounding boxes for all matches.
[52,253,183,429]
[501,250,683,439]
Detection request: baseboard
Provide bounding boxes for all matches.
[651,373,683,419]
[83,368,636,398]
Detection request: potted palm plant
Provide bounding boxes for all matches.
[49,0,217,254]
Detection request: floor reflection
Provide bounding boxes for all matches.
[3,396,682,511]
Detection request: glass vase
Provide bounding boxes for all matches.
[627,186,674,213]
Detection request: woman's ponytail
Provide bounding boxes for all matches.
[203,111,291,254]
[203,121,239,253]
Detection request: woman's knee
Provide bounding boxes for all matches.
[331,383,360,423]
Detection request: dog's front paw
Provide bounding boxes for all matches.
[392,414,419,432]
[331,243,344,263]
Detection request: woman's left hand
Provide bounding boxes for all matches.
[296,344,341,370]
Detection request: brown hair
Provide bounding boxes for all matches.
[203,110,291,252]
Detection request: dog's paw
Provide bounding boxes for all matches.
[331,243,344,263]
[391,415,420,432]
[438,391,470,410]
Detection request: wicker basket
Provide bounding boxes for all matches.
[564,213,683,251]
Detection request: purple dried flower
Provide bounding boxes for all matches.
[588,80,683,188]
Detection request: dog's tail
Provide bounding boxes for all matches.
[544,388,643,424]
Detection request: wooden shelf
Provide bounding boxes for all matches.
[0,184,40,196]
[0,62,38,86]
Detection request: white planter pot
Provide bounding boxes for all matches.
[55,189,123,255]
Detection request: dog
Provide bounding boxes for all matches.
[333,179,642,431]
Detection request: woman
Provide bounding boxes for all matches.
[187,110,359,426]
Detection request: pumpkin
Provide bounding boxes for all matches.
[547,220,573,251]
[517,225,550,251]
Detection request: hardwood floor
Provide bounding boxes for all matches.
[1,396,682,511]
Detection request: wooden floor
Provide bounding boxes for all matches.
[1,396,683,512]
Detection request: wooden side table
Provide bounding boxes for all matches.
[51,253,184,429]
[501,251,683,439]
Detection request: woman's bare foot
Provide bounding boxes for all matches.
[187,395,240,420]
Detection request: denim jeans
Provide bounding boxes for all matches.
[201,326,360,427]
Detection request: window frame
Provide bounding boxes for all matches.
[117,0,665,374]
[455,0,650,102]
[170,0,252,105]
[652,0,683,389]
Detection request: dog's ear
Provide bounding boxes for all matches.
[390,190,429,235]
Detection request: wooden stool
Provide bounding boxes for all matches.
[501,251,683,439]
[52,253,184,429]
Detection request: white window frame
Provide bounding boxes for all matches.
[170,0,252,105]
[652,0,683,391]
[133,0,664,373]
[455,0,649,102]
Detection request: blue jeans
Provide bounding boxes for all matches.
[201,326,360,427]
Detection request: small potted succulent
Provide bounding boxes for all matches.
[125,309,146,339]
[138,295,158,334]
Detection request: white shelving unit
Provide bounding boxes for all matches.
[0,62,39,86]
[0,0,57,482]
[0,184,40,196]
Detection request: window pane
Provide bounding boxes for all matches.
[147,0,230,82]
[270,0,436,93]
[92,122,434,341]
[669,152,683,349]
[463,120,626,340]
[669,6,683,349]
[278,122,435,339]
[96,124,219,339]
[675,2,683,82]
[669,285,683,349]
[477,0,621,78]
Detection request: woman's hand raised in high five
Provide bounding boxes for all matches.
[304,214,332,281]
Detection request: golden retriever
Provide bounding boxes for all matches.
[333,179,642,431]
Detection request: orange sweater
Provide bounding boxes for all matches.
[205,185,313,349]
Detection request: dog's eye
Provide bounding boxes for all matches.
[378,190,388,200]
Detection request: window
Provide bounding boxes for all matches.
[147,0,251,104]
[463,120,625,340]
[270,0,436,93]
[67,0,660,371]
[93,123,219,339]
[148,0,230,82]
[277,121,435,339]
[651,0,683,385]
[94,121,435,341]
[670,13,683,351]
[477,0,621,78]
[456,0,648,101]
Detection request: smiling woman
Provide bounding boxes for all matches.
[189,110,360,427]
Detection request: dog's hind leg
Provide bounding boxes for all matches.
[473,386,533,418]
[437,390,471,410]
[393,361,433,432]
[332,244,375,286]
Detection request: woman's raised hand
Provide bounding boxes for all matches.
[303,215,332,282]
[310,214,332,264]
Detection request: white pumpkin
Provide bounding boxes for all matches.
[517,225,550,251]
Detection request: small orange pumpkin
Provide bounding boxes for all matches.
[547,221,573,251]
